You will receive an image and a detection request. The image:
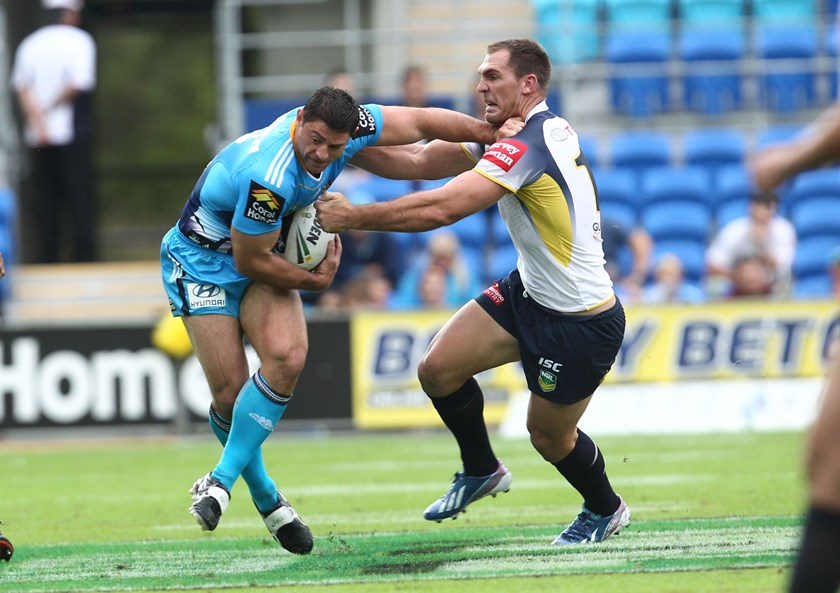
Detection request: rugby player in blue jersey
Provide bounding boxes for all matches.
[318,39,630,545]
[160,86,502,553]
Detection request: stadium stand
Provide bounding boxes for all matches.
[752,0,819,25]
[609,130,672,180]
[604,0,672,33]
[790,196,840,237]
[683,128,746,182]
[579,135,600,168]
[641,199,713,242]
[605,32,672,118]
[593,167,640,216]
[677,0,745,28]
[755,26,819,112]
[652,239,707,282]
[679,28,745,116]
[531,0,602,64]
[640,164,713,207]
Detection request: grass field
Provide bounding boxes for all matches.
[0,428,807,593]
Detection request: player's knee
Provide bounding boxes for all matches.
[527,424,577,462]
[263,345,308,380]
[417,353,457,397]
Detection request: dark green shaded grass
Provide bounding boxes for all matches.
[0,430,807,592]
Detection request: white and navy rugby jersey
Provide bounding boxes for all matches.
[176,103,383,253]
[463,102,613,313]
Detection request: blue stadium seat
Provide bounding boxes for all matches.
[579,135,600,169]
[755,124,805,148]
[609,131,672,181]
[752,0,818,26]
[715,198,749,227]
[714,164,755,203]
[683,128,745,179]
[678,0,745,28]
[794,236,840,278]
[679,29,745,116]
[356,177,414,202]
[419,178,453,191]
[593,167,639,210]
[787,168,840,211]
[755,26,818,113]
[606,32,671,118]
[640,165,713,208]
[790,197,840,237]
[828,25,838,100]
[604,0,672,33]
[486,243,519,282]
[600,200,638,230]
[793,275,832,298]
[640,200,713,243]
[448,212,492,251]
[653,239,707,282]
[531,0,602,64]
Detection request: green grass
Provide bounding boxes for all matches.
[0,430,807,592]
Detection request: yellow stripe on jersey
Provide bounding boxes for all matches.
[517,173,573,266]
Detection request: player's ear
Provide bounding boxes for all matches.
[521,73,539,95]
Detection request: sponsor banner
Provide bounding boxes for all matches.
[500,378,823,437]
[350,300,839,429]
[614,300,839,382]
[350,311,523,429]
[0,320,351,429]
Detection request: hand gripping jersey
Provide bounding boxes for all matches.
[464,102,613,313]
[176,103,383,254]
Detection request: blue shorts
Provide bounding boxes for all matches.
[160,227,252,318]
[475,270,625,404]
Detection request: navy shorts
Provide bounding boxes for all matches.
[475,270,625,404]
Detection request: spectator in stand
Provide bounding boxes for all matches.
[326,68,356,96]
[11,0,97,263]
[391,230,482,310]
[727,254,773,298]
[705,191,796,298]
[829,247,840,297]
[401,65,431,108]
[318,267,393,310]
[642,252,706,304]
[601,218,654,304]
[0,251,4,279]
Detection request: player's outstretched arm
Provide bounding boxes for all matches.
[317,172,506,234]
[750,103,840,192]
[376,105,497,146]
[351,140,473,181]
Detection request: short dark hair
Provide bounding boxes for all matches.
[486,39,551,93]
[749,190,779,205]
[302,86,359,135]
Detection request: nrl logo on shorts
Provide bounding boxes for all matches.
[538,369,557,392]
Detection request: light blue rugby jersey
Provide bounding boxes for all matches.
[176,103,383,253]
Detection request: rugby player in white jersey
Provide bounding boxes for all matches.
[317,38,630,545]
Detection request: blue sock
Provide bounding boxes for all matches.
[208,407,279,512]
[210,372,290,508]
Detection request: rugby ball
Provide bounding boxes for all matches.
[279,202,334,270]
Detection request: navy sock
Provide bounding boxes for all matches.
[431,378,498,477]
[789,506,840,593]
[208,407,278,512]
[552,429,620,517]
